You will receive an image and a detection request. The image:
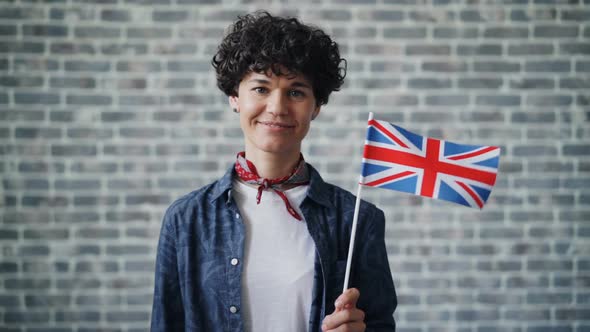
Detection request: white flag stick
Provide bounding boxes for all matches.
[342,112,373,293]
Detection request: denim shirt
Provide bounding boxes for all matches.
[151,164,397,331]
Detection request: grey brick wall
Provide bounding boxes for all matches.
[1,1,588,331]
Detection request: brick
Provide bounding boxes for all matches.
[509,78,554,90]
[526,95,573,106]
[423,61,467,72]
[125,0,170,4]
[556,309,590,320]
[0,24,17,35]
[101,43,148,55]
[166,60,209,72]
[0,262,18,273]
[55,310,100,322]
[460,9,505,22]
[425,94,469,106]
[484,27,528,39]
[127,27,172,39]
[406,310,451,321]
[52,145,97,156]
[508,44,554,55]
[4,311,50,323]
[15,127,61,139]
[103,144,150,156]
[66,94,112,106]
[105,211,150,222]
[561,9,590,21]
[124,261,154,272]
[3,178,50,190]
[76,295,122,306]
[353,78,399,90]
[476,95,520,106]
[55,179,101,190]
[0,41,45,54]
[513,145,557,157]
[505,309,551,321]
[65,60,110,72]
[25,294,71,307]
[563,144,590,156]
[0,229,18,240]
[534,25,579,38]
[528,161,574,172]
[76,227,119,239]
[0,295,21,307]
[14,92,60,105]
[0,7,45,19]
[101,9,130,22]
[50,77,96,89]
[406,44,451,56]
[384,27,426,39]
[355,10,400,22]
[529,227,574,239]
[74,196,119,206]
[457,44,502,56]
[409,10,454,22]
[119,95,165,106]
[105,311,150,322]
[125,194,170,205]
[14,57,59,71]
[74,26,121,38]
[75,261,118,273]
[120,127,165,139]
[560,211,590,222]
[560,43,590,55]
[514,178,560,189]
[50,42,96,55]
[474,61,520,72]
[476,293,524,305]
[511,112,555,123]
[525,60,570,72]
[560,78,590,89]
[23,25,68,37]
[408,78,451,89]
[152,10,189,22]
[433,27,478,39]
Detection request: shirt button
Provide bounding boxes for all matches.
[229,305,238,314]
[235,213,240,219]
[231,258,239,266]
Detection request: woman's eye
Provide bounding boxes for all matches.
[289,90,305,97]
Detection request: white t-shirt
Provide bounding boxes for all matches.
[232,179,315,332]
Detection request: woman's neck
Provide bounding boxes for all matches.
[243,149,301,179]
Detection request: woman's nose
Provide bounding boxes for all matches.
[266,91,288,115]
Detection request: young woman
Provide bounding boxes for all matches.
[151,11,397,332]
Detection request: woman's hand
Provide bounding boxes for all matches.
[321,288,366,332]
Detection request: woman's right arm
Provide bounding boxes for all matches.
[151,216,186,331]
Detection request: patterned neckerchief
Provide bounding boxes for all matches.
[234,151,309,221]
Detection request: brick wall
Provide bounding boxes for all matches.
[1,1,589,331]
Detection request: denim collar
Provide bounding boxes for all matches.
[209,163,334,209]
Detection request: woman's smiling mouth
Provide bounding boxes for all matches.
[257,120,295,129]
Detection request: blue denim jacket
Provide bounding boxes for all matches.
[151,164,397,331]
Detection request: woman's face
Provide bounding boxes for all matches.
[229,69,320,158]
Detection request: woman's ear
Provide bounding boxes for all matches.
[229,95,239,110]
[312,107,321,120]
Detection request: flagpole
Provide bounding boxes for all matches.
[342,112,373,293]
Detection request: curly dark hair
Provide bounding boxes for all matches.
[212,11,346,106]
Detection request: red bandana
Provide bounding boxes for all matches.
[234,152,309,221]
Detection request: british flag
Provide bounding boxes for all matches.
[361,118,501,209]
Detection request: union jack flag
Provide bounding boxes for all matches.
[361,118,500,209]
